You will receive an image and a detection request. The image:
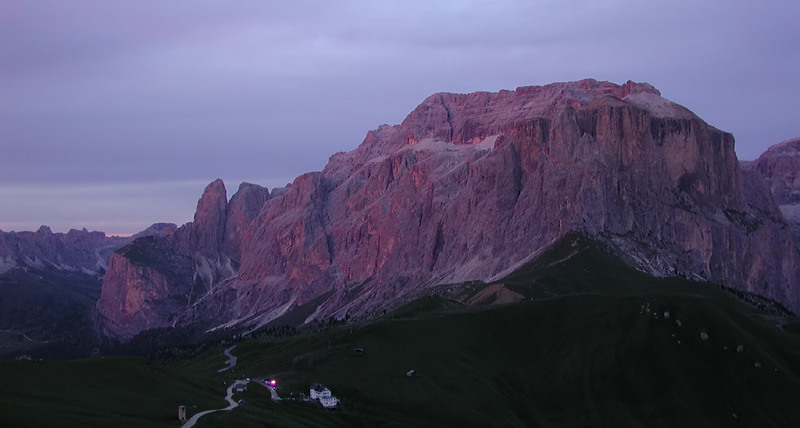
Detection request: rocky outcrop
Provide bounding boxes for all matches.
[743,138,800,247]
[96,236,203,340]
[223,182,271,261]
[96,181,271,339]
[99,79,800,339]
[174,179,228,258]
[132,222,178,239]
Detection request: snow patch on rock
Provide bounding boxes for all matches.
[622,92,692,119]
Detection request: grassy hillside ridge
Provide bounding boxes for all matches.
[200,292,800,427]
[178,234,800,426]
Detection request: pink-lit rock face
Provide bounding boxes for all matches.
[98,79,800,339]
[175,179,228,258]
[223,182,271,262]
[97,181,270,339]
[227,79,797,321]
[96,236,202,340]
[744,138,800,247]
[97,251,176,340]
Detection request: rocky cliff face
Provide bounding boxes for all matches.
[743,138,800,248]
[174,179,228,258]
[224,182,271,261]
[96,181,270,339]
[97,79,800,339]
[96,236,203,340]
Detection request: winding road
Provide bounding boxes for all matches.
[181,345,245,428]
[217,345,237,372]
[181,379,248,428]
[182,344,288,427]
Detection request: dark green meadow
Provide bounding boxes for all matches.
[3,234,800,427]
[201,294,800,427]
[0,357,223,427]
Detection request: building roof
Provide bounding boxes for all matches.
[310,382,327,391]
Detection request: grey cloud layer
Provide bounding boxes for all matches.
[1,0,798,234]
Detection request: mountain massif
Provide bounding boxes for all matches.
[91,79,800,341]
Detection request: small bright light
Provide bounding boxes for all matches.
[269,380,277,386]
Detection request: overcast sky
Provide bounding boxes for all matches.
[2,0,799,235]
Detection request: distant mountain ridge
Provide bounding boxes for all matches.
[91,79,799,340]
[0,226,131,276]
[0,224,177,358]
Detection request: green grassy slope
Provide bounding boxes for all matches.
[203,297,800,427]
[185,234,800,427]
[0,357,225,428]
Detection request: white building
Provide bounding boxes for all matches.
[310,382,339,408]
[310,383,331,400]
[319,396,339,408]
